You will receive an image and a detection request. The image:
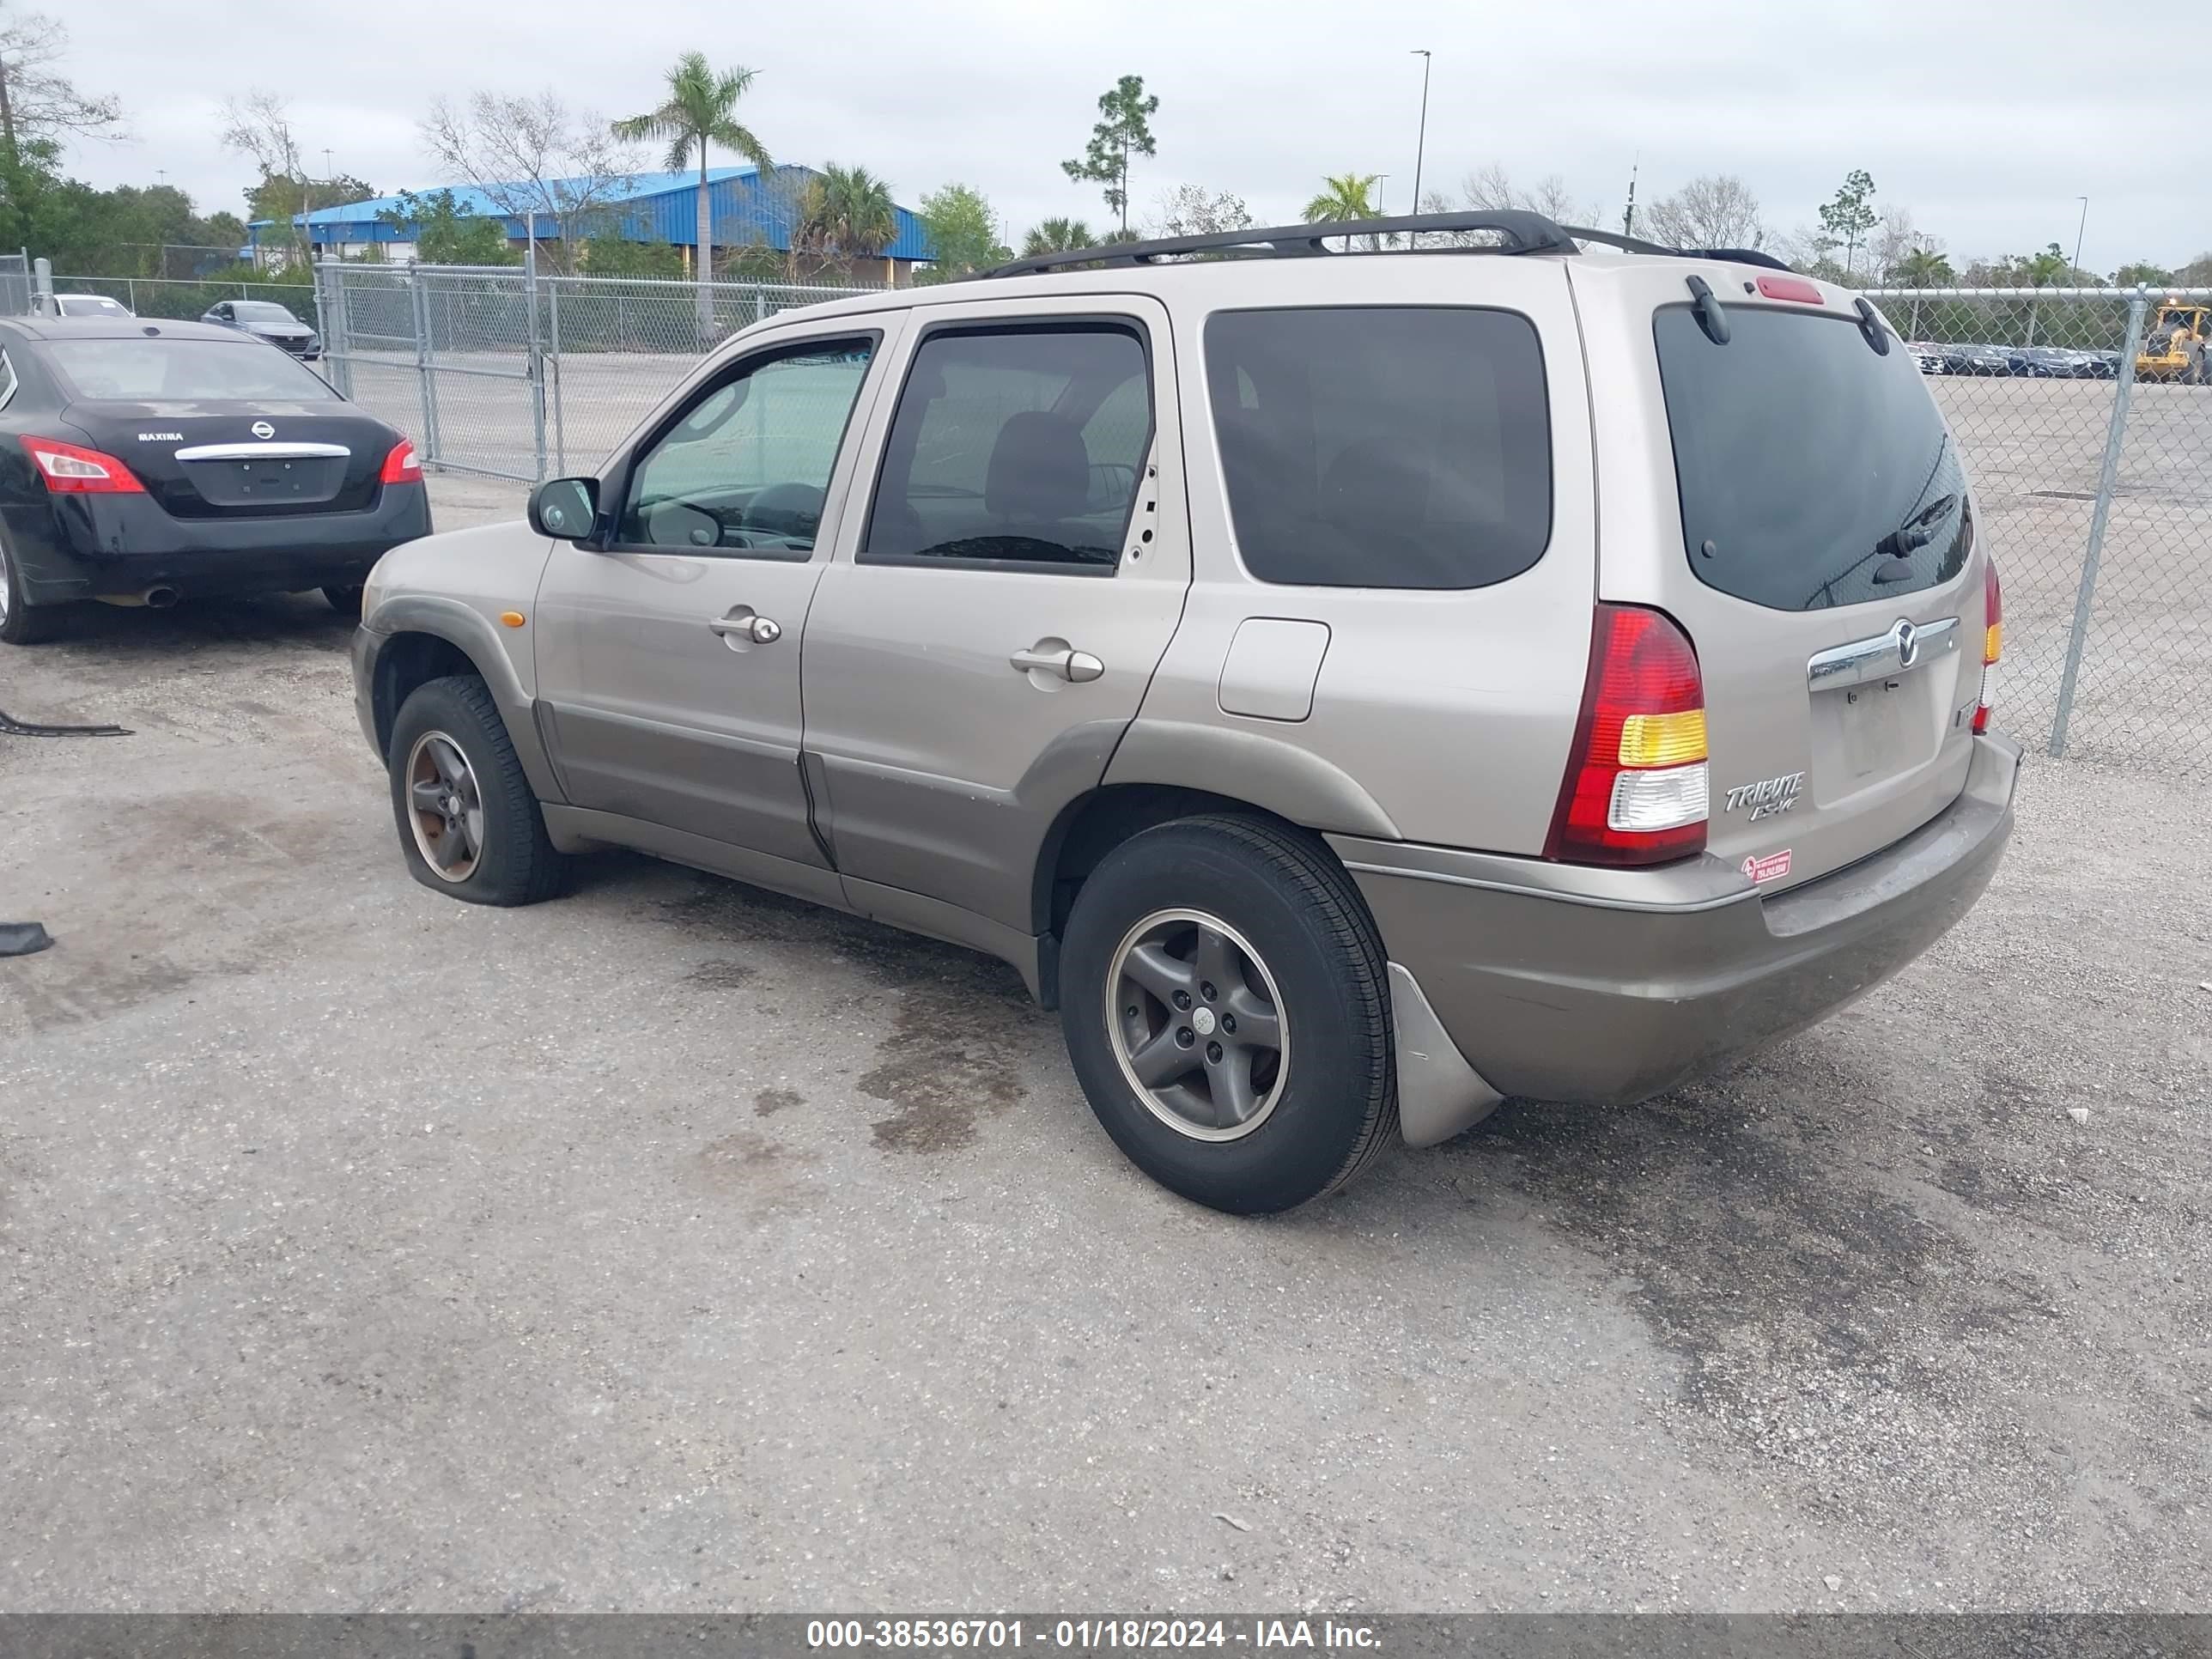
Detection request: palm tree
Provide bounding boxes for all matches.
[2014,241,2075,348]
[613,52,774,335]
[1304,172,1386,250]
[1892,246,1955,338]
[1021,218,1097,257]
[799,163,899,284]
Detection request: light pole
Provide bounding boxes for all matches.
[2072,196,2088,276]
[1409,49,1431,241]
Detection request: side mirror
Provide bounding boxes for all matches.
[529,477,599,542]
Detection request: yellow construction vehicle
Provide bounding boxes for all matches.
[2136,299,2209,381]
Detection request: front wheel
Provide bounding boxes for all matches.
[1058,815,1399,1214]
[386,675,567,906]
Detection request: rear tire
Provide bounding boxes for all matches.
[323,584,365,620]
[1058,815,1398,1214]
[0,531,70,644]
[387,675,567,907]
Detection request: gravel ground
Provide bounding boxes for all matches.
[1,475,2207,1613]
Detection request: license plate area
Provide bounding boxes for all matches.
[1810,672,1948,799]
[187,457,344,507]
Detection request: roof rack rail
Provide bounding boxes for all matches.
[1565,227,1793,271]
[976,209,1577,278]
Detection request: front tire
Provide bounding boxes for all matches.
[386,675,566,906]
[0,531,70,644]
[1058,815,1398,1214]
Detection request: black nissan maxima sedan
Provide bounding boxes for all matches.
[0,317,428,644]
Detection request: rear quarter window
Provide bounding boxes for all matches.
[1204,307,1552,589]
[1654,303,1970,611]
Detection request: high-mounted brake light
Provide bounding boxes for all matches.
[20,434,146,495]
[1547,605,1709,866]
[380,439,423,484]
[1756,273,1825,305]
[1973,559,2002,735]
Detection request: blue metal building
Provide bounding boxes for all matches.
[295,165,932,271]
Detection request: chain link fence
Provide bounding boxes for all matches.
[316,259,877,486]
[0,252,30,316]
[313,262,2208,766]
[1869,284,2211,764]
[47,272,321,325]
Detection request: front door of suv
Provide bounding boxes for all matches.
[800,295,1191,937]
[533,320,899,872]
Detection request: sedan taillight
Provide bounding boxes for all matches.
[20,434,146,495]
[380,439,423,484]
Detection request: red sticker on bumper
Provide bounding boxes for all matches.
[1741,848,1792,884]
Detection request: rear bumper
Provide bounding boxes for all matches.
[1334,733,2021,1109]
[11,484,430,603]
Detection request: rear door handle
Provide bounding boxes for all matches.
[1011,641,1104,683]
[708,607,781,645]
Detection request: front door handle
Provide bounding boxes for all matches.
[1011,641,1104,683]
[709,607,781,646]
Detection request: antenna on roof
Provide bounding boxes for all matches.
[1621,154,1639,238]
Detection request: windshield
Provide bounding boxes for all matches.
[60,296,126,315]
[234,302,301,323]
[1655,304,1969,611]
[47,338,338,402]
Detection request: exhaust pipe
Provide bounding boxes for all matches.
[94,586,181,609]
[143,586,179,610]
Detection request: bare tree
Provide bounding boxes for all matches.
[1642,174,1764,250]
[421,91,640,274]
[0,8,124,167]
[220,91,311,256]
[1148,184,1251,240]
[1868,210,1940,285]
[1455,165,1595,227]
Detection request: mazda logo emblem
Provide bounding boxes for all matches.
[1893,618,1918,668]
[251,421,275,440]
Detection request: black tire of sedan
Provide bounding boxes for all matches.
[386,675,566,907]
[1058,815,1399,1214]
[323,585,365,620]
[0,529,69,644]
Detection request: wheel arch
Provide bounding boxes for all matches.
[365,595,562,803]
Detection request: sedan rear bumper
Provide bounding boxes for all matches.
[1334,733,2020,1115]
[10,484,430,603]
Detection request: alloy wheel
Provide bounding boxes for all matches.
[404,730,484,882]
[1105,908,1289,1141]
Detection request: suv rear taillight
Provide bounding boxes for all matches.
[20,434,146,495]
[380,439,423,484]
[1973,559,2002,735]
[1546,605,1709,866]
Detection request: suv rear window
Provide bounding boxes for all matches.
[1204,307,1551,589]
[1654,304,1970,611]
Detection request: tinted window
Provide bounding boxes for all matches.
[618,337,873,556]
[46,339,338,401]
[1655,305,1969,611]
[863,324,1151,569]
[234,301,299,322]
[1204,307,1552,589]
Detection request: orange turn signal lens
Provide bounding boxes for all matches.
[1984,621,2002,663]
[1617,708,1709,769]
[499,611,526,629]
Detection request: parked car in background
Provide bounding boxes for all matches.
[202,299,321,360]
[350,214,2017,1215]
[2007,346,2082,378]
[31,293,133,320]
[2083,349,2123,379]
[1943,343,2014,376]
[1907,341,1947,374]
[0,316,428,643]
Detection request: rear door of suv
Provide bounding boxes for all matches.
[1571,259,1991,891]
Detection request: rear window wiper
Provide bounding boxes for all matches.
[1872,492,1959,577]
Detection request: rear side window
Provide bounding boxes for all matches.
[46,339,337,402]
[1655,305,1969,611]
[863,323,1152,571]
[1204,307,1552,589]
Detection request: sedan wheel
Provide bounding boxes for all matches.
[404,730,485,883]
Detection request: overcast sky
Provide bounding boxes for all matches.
[58,0,2212,272]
